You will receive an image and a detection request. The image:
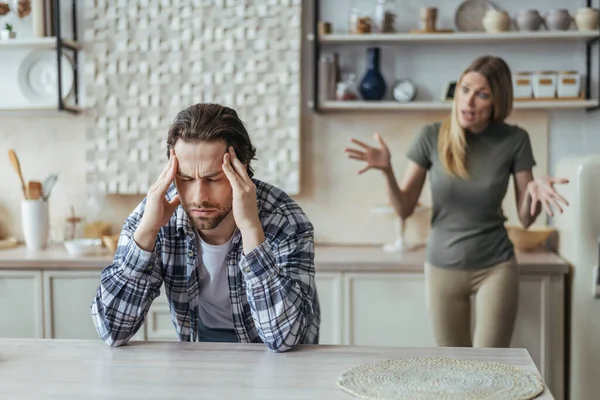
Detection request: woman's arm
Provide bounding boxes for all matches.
[514,170,569,228]
[345,132,429,220]
[384,161,427,220]
[513,169,541,229]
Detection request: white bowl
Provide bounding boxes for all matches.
[64,238,102,256]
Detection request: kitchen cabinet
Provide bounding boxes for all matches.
[0,270,43,338]
[0,245,567,400]
[338,271,564,400]
[42,270,103,340]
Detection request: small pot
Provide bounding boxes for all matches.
[0,29,16,40]
[574,7,600,31]
[482,9,511,33]
[516,9,543,31]
[545,9,572,31]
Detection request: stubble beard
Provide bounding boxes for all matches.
[186,202,232,231]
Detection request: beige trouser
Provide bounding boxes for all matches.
[424,257,519,348]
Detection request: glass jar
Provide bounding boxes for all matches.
[82,190,113,239]
[336,73,359,101]
[12,0,31,19]
[373,0,397,33]
[0,2,10,16]
[349,7,372,34]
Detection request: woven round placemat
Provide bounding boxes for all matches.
[337,357,544,400]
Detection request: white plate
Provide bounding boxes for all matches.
[454,0,498,32]
[17,50,74,103]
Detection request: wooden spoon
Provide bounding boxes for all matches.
[27,181,43,200]
[7,149,27,199]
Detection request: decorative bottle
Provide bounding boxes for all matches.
[359,47,387,100]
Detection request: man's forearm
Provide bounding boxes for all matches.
[240,223,266,255]
[133,223,160,252]
[92,225,164,346]
[239,233,317,352]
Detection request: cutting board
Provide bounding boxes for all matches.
[0,236,18,250]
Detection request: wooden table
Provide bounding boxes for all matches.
[0,339,553,399]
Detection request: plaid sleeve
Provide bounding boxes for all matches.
[90,199,164,347]
[239,218,318,353]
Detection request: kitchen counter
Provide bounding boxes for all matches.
[0,339,555,400]
[0,243,569,274]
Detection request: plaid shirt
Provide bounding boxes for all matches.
[91,179,320,352]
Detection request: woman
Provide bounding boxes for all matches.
[344,55,569,348]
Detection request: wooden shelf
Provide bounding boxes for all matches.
[0,37,82,50]
[315,30,600,44]
[0,104,85,115]
[319,99,599,111]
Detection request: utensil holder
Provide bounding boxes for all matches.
[21,199,50,251]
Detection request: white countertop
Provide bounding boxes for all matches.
[0,243,569,274]
[0,339,554,399]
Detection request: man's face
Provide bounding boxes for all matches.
[173,139,232,231]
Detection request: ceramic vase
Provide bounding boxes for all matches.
[359,47,386,100]
[545,9,572,30]
[482,9,511,32]
[516,9,543,31]
[575,7,600,31]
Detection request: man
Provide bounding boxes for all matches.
[91,103,320,352]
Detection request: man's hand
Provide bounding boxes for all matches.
[134,149,181,251]
[222,146,264,254]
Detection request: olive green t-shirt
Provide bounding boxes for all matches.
[406,121,536,269]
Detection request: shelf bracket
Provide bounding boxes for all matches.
[585,0,600,113]
[311,0,320,112]
[54,0,80,114]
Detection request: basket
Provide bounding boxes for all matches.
[506,225,555,252]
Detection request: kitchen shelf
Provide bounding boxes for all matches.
[314,30,600,44]
[320,99,600,112]
[0,0,83,115]
[0,104,84,112]
[310,0,600,113]
[0,37,81,50]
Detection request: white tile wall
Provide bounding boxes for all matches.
[83,0,302,195]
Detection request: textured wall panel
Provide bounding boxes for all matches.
[83,0,301,195]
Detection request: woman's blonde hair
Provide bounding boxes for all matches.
[438,55,514,178]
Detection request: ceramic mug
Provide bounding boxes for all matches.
[21,199,50,251]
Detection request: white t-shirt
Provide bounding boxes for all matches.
[196,231,235,330]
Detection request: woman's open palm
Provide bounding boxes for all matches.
[527,176,569,217]
[344,133,391,174]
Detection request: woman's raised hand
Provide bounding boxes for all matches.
[344,133,392,174]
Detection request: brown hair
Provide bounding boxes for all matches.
[438,55,513,178]
[166,103,257,177]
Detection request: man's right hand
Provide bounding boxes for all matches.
[134,149,181,251]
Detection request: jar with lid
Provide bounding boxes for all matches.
[349,7,372,34]
[373,0,397,33]
[82,189,113,239]
[336,73,359,101]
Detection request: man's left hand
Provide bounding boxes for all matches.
[222,146,265,252]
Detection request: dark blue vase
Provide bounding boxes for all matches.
[359,47,387,100]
